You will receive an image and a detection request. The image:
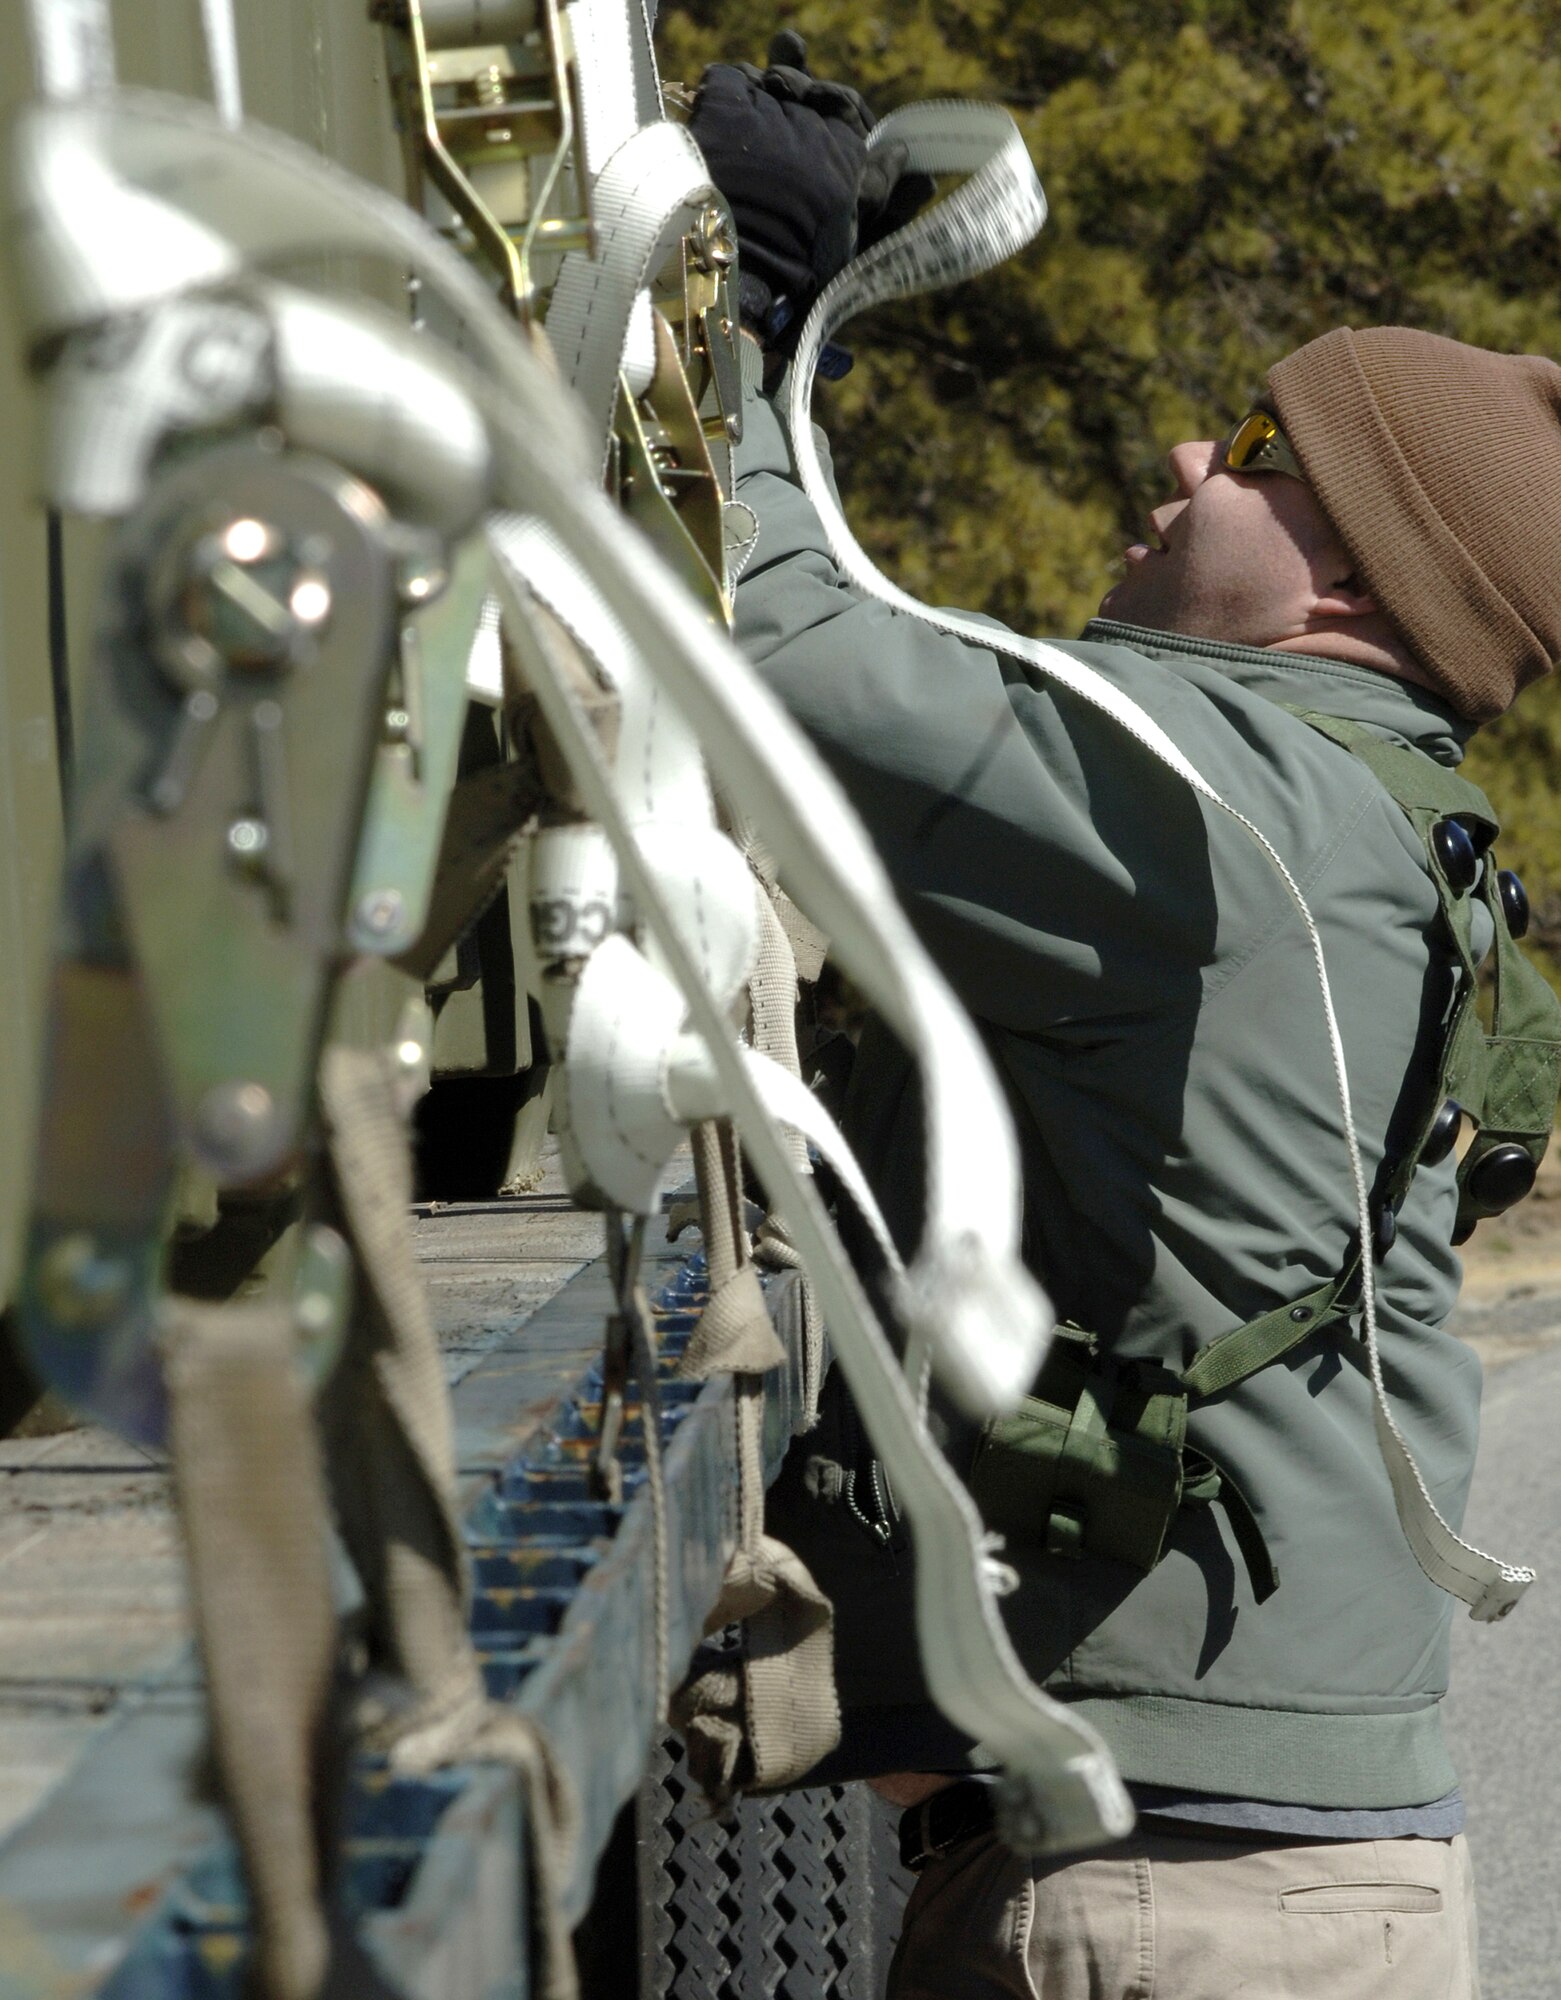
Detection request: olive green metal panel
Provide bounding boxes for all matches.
[0,17,60,1312]
[0,0,415,1307]
[112,0,404,194]
[0,401,61,1312]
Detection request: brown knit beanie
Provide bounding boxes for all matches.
[1268,326,1561,722]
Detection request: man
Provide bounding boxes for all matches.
[690,53,1561,2000]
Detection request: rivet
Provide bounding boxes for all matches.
[33,1233,132,1328]
[226,816,269,865]
[195,1080,277,1173]
[356,888,406,940]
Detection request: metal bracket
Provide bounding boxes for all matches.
[376,0,592,318]
[16,438,409,1440]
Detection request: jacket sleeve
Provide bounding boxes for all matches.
[732,389,1218,1036]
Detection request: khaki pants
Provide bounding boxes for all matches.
[887,1826,1480,2000]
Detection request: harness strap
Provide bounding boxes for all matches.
[1291,712,1496,1217]
[1179,1265,1356,1401]
[1061,707,1549,1603]
[1183,1451,1279,1602]
[1293,711,1498,823]
[1293,710,1561,1242]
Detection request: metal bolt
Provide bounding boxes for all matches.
[194,1080,278,1174]
[33,1232,133,1329]
[296,1291,335,1336]
[151,512,333,691]
[397,540,450,607]
[356,888,407,940]
[693,201,737,271]
[288,576,332,626]
[226,816,270,865]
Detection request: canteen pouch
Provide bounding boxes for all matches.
[969,1328,1276,1595]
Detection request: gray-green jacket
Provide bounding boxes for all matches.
[734,388,1484,1809]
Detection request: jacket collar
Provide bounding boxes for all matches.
[1081,618,1474,768]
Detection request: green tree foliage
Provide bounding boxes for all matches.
[659,0,1561,971]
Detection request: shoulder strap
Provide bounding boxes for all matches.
[1290,709,1498,830]
[1170,708,1542,1619]
[1289,708,1491,1206]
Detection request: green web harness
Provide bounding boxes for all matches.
[970,714,1561,1603]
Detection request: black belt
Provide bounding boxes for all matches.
[898,1777,999,1872]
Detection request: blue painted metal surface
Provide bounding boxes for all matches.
[0,1241,807,1998]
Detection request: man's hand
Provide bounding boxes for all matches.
[689,34,932,348]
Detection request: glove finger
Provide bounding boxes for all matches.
[871,169,938,244]
[767,28,809,70]
[816,80,876,141]
[810,209,857,292]
[758,63,875,138]
[692,61,752,96]
[758,62,814,103]
[691,61,764,116]
[856,140,938,254]
[855,139,910,228]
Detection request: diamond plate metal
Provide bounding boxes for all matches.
[637,1734,914,2000]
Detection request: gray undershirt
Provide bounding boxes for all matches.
[1129,1783,1466,1841]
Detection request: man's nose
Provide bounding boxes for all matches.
[1166,440,1224,498]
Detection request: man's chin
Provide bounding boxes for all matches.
[1098,577,1160,628]
[1097,572,1201,638]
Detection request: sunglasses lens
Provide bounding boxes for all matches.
[1225,411,1277,471]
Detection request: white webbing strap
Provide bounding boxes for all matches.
[198,0,242,127]
[488,508,1132,1852]
[493,512,1049,1418]
[7,91,600,496]
[10,90,1128,1842]
[544,117,714,468]
[21,0,114,97]
[24,0,238,125]
[740,1048,903,1279]
[566,0,639,182]
[784,104,1532,1622]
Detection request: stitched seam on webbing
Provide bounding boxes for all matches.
[1485,1043,1559,1128]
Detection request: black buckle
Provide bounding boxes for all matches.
[897,1777,999,1872]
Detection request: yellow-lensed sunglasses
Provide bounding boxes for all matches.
[1221,408,1305,482]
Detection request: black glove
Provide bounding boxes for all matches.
[689,34,933,350]
[756,35,934,254]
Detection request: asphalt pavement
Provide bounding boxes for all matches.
[1443,1328,1561,2000]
